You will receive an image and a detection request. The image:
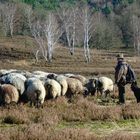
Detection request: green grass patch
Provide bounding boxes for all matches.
[57,119,140,136]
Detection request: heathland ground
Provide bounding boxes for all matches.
[0,36,140,140]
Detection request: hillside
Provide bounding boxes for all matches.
[0,36,139,77]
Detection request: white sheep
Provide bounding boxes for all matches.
[8,73,27,81]
[29,74,47,83]
[44,79,61,99]
[64,73,75,77]
[64,73,87,86]
[0,73,26,95]
[69,74,87,86]
[95,76,114,98]
[0,69,17,77]
[25,77,46,107]
[55,75,68,96]
[32,70,48,76]
[66,77,87,98]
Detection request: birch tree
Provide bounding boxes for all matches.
[58,4,77,55]
[131,15,140,55]
[23,5,48,62]
[31,20,48,62]
[71,7,77,55]
[0,3,16,37]
[25,8,62,63]
[80,5,93,63]
[43,12,62,62]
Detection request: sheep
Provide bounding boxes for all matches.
[46,73,58,79]
[64,73,88,85]
[31,71,49,80]
[69,74,87,86]
[32,70,48,76]
[12,70,32,79]
[84,76,114,99]
[45,74,68,96]
[64,73,75,77]
[55,75,68,96]
[0,69,9,77]
[29,74,47,82]
[44,79,61,99]
[84,78,97,96]
[28,72,58,83]
[0,84,19,105]
[8,73,27,81]
[0,69,18,77]
[131,81,140,103]
[25,77,46,108]
[65,77,87,98]
[94,76,114,99]
[0,73,26,95]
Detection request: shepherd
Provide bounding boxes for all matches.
[115,53,136,105]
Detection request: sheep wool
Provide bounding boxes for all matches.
[25,78,46,107]
[44,79,61,99]
[0,84,19,104]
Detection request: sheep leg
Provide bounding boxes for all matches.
[101,90,107,101]
[30,101,33,107]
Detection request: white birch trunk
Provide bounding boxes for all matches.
[82,6,92,63]
[43,13,62,62]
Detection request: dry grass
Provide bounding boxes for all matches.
[0,97,139,139]
[0,36,140,139]
[104,132,139,140]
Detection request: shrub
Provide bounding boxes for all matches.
[3,115,25,124]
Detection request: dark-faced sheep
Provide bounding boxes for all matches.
[0,84,19,105]
[92,76,114,99]
[84,78,97,96]
[85,77,114,99]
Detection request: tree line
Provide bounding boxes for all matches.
[0,0,140,62]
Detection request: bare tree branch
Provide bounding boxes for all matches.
[0,2,16,37]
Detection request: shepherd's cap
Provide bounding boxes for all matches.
[117,53,124,59]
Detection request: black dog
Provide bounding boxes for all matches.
[131,82,140,103]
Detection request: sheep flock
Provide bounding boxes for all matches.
[0,69,114,108]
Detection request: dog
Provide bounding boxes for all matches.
[131,81,140,103]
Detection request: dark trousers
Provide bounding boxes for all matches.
[118,84,125,104]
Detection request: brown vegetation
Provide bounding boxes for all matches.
[0,37,140,139]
